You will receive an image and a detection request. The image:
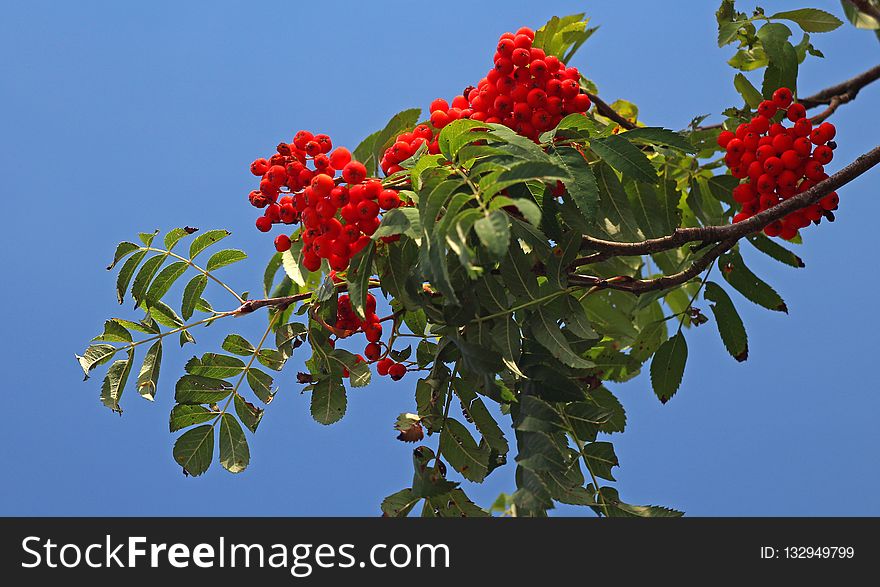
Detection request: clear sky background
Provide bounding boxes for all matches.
[1,0,878,516]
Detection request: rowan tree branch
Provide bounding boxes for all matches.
[233,280,383,314]
[696,64,880,130]
[577,144,880,261]
[587,92,637,130]
[569,238,737,295]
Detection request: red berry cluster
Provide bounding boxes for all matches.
[717,87,839,240]
[247,130,404,271]
[333,293,408,381]
[379,26,592,175]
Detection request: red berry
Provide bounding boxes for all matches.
[274,234,291,252]
[772,87,793,108]
[364,342,381,361]
[302,252,321,272]
[342,161,367,185]
[255,216,272,232]
[388,363,407,381]
[250,158,269,176]
[293,130,314,150]
[786,103,807,122]
[267,165,287,187]
[429,98,449,113]
[364,322,382,343]
[329,147,352,170]
[717,130,735,148]
[813,145,833,165]
[757,100,777,118]
[378,189,400,210]
[376,357,393,376]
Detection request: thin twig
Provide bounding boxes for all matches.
[696,64,880,131]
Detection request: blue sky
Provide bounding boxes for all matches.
[1,0,878,516]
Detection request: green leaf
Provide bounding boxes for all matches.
[552,146,599,223]
[234,394,264,433]
[381,489,420,517]
[333,349,371,388]
[164,227,194,251]
[100,354,133,412]
[353,108,421,176]
[488,161,569,195]
[590,135,657,183]
[488,196,542,226]
[93,319,133,343]
[107,241,140,270]
[622,127,695,152]
[310,377,347,425]
[77,344,118,379]
[473,210,511,260]
[146,261,188,303]
[256,349,286,371]
[734,73,764,108]
[591,162,644,241]
[425,488,490,517]
[374,207,422,240]
[597,487,684,517]
[173,424,214,476]
[169,404,217,432]
[206,249,247,271]
[138,230,159,246]
[590,387,627,434]
[148,300,185,328]
[115,250,147,304]
[189,229,230,259]
[532,310,595,369]
[222,334,255,356]
[438,118,489,160]
[650,332,688,404]
[263,251,283,296]
[756,22,793,64]
[582,441,619,481]
[746,233,805,268]
[136,341,162,400]
[499,243,540,300]
[186,353,245,378]
[761,41,799,98]
[704,282,749,362]
[439,418,490,482]
[347,242,374,320]
[247,368,275,404]
[454,381,509,455]
[720,251,788,312]
[276,322,307,357]
[175,374,233,404]
[625,180,678,239]
[219,413,249,473]
[770,8,843,32]
[181,274,208,320]
[131,254,166,307]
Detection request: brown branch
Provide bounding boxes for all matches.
[234,280,382,314]
[799,64,880,108]
[569,238,738,295]
[587,92,637,130]
[842,1,880,33]
[697,64,880,130]
[578,144,880,260]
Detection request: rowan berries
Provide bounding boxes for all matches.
[388,363,407,381]
[718,88,842,239]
